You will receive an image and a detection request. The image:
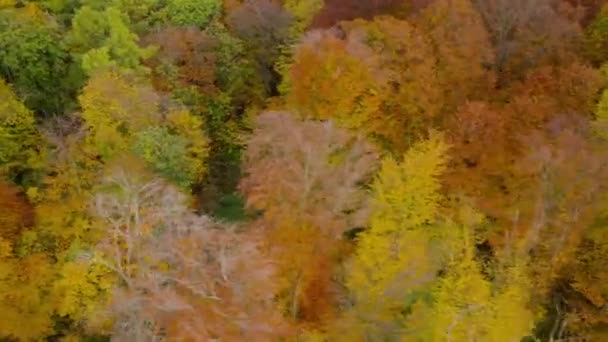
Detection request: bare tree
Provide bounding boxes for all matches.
[91,160,286,341]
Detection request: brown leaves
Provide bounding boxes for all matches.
[416,0,496,109]
[0,179,34,243]
[473,0,583,83]
[144,27,219,94]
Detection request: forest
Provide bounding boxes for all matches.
[3,0,608,340]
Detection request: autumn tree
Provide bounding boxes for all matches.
[90,160,286,340]
[0,179,34,243]
[287,28,383,132]
[415,0,495,110]
[0,79,46,186]
[473,0,582,84]
[275,0,324,94]
[584,3,608,65]
[240,111,377,323]
[79,70,208,188]
[403,212,536,342]
[144,26,218,93]
[339,132,450,339]
[289,16,443,152]
[228,0,293,94]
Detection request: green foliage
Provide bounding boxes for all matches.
[79,7,155,75]
[66,6,110,54]
[585,5,608,65]
[0,12,75,114]
[213,193,248,222]
[163,0,220,28]
[133,126,193,189]
[80,71,208,186]
[594,84,608,140]
[276,0,324,95]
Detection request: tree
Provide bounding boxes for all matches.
[240,111,377,323]
[144,26,218,94]
[78,71,208,187]
[473,0,582,84]
[287,29,382,132]
[404,216,535,342]
[343,132,449,339]
[415,0,495,111]
[162,0,221,28]
[227,0,293,94]
[584,3,608,65]
[288,16,443,152]
[90,160,287,340]
[0,179,34,243]
[80,7,156,75]
[275,0,324,95]
[0,251,55,340]
[0,10,74,114]
[66,6,110,54]
[0,79,46,186]
[340,17,443,151]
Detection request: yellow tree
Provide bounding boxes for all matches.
[0,79,46,186]
[344,132,449,339]
[403,207,536,342]
[79,70,208,188]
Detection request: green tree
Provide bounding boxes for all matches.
[80,7,155,75]
[133,126,193,189]
[163,0,221,27]
[0,11,74,114]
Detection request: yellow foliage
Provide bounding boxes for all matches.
[166,108,209,183]
[52,261,114,320]
[79,71,161,160]
[0,253,55,340]
[288,33,381,131]
[346,133,449,337]
[0,79,46,183]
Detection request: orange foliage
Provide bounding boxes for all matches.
[240,112,377,324]
[0,180,34,242]
[416,0,496,110]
